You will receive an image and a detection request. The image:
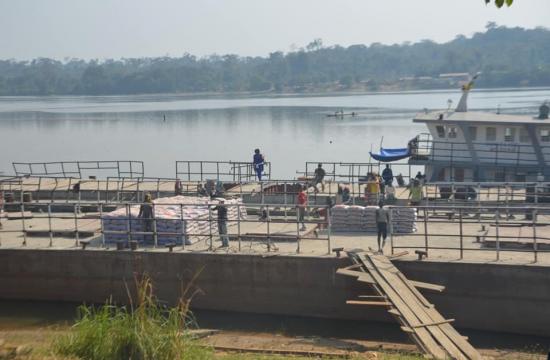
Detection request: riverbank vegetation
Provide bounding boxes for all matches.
[0,24,549,96]
[51,276,208,360]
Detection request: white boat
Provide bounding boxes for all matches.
[409,76,550,182]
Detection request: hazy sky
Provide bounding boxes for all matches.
[1,0,549,60]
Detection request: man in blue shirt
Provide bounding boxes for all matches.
[253,148,265,181]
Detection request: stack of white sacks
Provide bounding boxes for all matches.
[330,204,416,233]
[102,196,247,245]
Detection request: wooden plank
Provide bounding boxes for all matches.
[367,253,479,360]
[347,255,430,357]
[346,300,392,306]
[412,319,455,328]
[369,254,466,357]
[410,280,445,292]
[387,308,401,316]
[336,268,376,284]
[388,251,409,259]
[363,253,467,360]
[353,254,448,359]
[372,254,480,359]
[358,295,387,299]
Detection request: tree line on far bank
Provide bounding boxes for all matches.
[0,24,549,96]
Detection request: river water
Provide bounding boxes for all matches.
[1,88,549,178]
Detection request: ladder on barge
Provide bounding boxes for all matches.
[337,250,482,360]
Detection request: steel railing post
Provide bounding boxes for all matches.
[423,207,428,255]
[237,203,241,252]
[389,207,394,255]
[99,203,105,248]
[266,204,271,252]
[459,208,463,259]
[180,204,185,251]
[532,209,537,263]
[48,203,53,247]
[21,202,26,246]
[495,209,500,261]
[152,203,157,248]
[74,203,79,247]
[296,205,300,254]
[327,206,332,255]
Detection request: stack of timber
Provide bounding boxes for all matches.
[337,250,481,360]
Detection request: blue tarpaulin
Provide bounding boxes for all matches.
[369,148,411,162]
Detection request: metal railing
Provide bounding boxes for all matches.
[175,160,271,182]
[301,161,420,184]
[0,201,331,255]
[12,161,145,179]
[389,204,550,263]
[411,137,550,168]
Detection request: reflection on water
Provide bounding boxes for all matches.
[1,88,549,178]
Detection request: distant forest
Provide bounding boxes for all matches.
[1,24,550,96]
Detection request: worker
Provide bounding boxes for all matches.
[342,186,351,204]
[375,201,390,254]
[312,163,326,193]
[385,184,396,204]
[365,174,380,205]
[253,148,265,181]
[409,180,423,206]
[396,173,405,187]
[297,185,307,231]
[213,199,229,247]
[175,179,183,195]
[138,193,154,242]
[415,171,425,185]
[382,164,394,186]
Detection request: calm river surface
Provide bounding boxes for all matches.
[1,88,549,178]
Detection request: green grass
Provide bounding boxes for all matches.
[52,275,212,360]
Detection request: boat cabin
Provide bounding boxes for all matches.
[409,84,550,182]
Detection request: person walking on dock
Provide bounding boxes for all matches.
[174,179,183,195]
[375,201,390,254]
[213,199,229,247]
[297,186,308,231]
[312,163,326,193]
[409,179,423,206]
[253,148,265,181]
[139,193,154,242]
[382,164,393,186]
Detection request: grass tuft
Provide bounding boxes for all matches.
[52,274,211,360]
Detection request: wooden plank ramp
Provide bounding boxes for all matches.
[337,250,482,360]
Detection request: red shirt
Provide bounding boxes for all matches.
[297,191,307,206]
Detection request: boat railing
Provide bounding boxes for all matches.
[411,138,547,167]
[301,161,419,183]
[12,160,145,179]
[175,160,271,182]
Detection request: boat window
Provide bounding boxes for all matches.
[468,126,477,141]
[486,127,496,141]
[435,125,445,138]
[519,128,530,143]
[448,127,457,139]
[541,129,550,142]
[504,127,516,142]
[453,168,465,182]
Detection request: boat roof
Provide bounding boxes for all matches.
[413,111,549,125]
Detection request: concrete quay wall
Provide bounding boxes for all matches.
[0,249,548,337]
